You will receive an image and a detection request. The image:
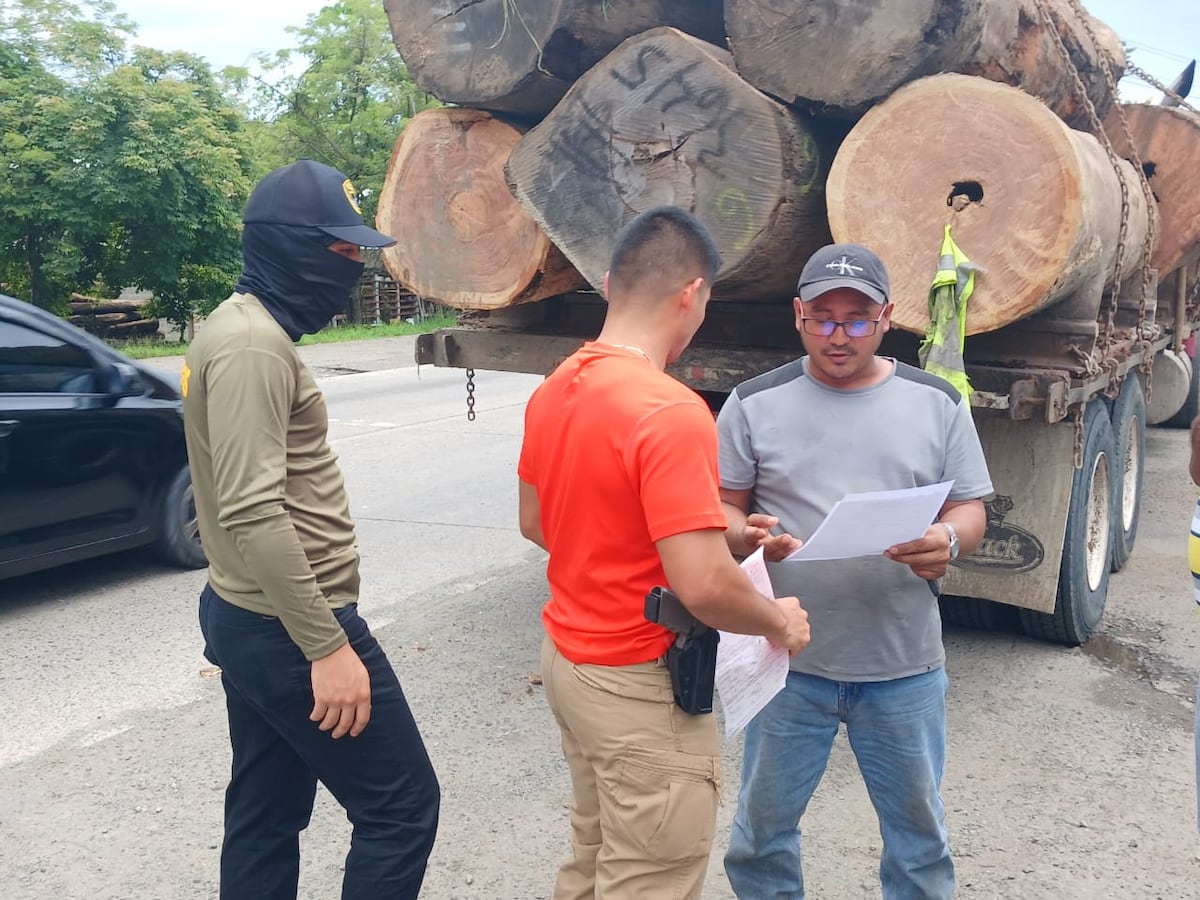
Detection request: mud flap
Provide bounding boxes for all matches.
[942,415,1074,613]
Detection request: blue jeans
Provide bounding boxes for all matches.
[199,585,440,900]
[724,668,954,900]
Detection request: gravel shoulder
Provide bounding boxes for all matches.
[1,342,1197,898]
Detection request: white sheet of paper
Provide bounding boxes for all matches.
[715,548,790,737]
[783,481,954,562]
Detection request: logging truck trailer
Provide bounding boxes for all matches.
[383,0,1200,645]
[415,257,1200,647]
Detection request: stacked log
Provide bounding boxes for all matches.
[67,295,160,339]
[383,0,725,119]
[724,0,1125,130]
[377,0,1185,340]
[826,74,1152,336]
[505,27,836,299]
[376,108,587,310]
[1104,104,1200,276]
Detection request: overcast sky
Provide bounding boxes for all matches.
[118,0,329,70]
[114,0,1196,102]
[1081,0,1197,101]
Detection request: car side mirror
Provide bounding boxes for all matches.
[103,361,147,399]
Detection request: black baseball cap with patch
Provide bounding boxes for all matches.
[242,158,396,248]
[797,243,889,305]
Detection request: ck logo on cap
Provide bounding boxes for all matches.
[342,179,362,215]
[826,256,864,276]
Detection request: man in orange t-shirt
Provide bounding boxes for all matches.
[518,207,811,899]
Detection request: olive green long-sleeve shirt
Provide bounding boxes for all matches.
[182,292,356,660]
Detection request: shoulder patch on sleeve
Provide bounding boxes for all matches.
[893,361,962,405]
[735,358,806,401]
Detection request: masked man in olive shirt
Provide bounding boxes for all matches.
[183,159,439,900]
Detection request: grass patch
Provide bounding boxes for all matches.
[298,313,457,345]
[111,313,458,360]
[116,340,191,360]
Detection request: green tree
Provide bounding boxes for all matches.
[73,47,252,330]
[0,0,132,306]
[0,0,253,330]
[0,38,77,306]
[234,0,439,222]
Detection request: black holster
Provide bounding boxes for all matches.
[666,629,720,715]
[644,585,719,716]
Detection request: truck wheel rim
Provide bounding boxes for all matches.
[1087,450,1112,592]
[1121,416,1140,532]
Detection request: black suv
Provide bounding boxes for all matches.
[0,294,205,580]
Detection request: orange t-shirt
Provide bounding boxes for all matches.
[518,343,727,666]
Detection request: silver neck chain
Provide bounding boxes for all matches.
[604,343,652,363]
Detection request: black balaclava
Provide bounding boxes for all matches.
[236,222,365,341]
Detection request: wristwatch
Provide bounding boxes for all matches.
[938,522,960,561]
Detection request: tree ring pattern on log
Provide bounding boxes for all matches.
[447,189,492,241]
[725,0,1123,130]
[384,0,566,116]
[385,0,727,118]
[727,0,974,115]
[1105,104,1200,277]
[377,107,584,309]
[506,27,834,300]
[827,74,1149,336]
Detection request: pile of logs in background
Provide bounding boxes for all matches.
[379,0,1199,337]
[66,295,160,340]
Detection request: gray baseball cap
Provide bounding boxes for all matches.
[797,243,890,304]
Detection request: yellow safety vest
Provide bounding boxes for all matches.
[919,224,978,402]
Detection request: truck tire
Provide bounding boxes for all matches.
[1165,338,1199,428]
[1019,399,1114,646]
[938,594,1001,630]
[157,466,207,569]
[1109,373,1146,572]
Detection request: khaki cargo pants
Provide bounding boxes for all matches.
[541,635,722,900]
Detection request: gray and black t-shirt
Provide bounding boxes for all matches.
[717,357,993,682]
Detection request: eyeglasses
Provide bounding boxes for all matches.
[799,313,885,338]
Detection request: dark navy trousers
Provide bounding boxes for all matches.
[200,585,440,899]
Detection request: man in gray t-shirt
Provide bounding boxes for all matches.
[718,243,992,900]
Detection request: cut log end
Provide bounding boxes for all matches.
[828,74,1148,336]
[385,0,726,118]
[377,107,585,310]
[383,0,563,115]
[506,27,834,301]
[1105,103,1200,276]
[725,0,1123,129]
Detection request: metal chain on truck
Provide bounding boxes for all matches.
[1062,1,1164,401]
[1125,63,1199,115]
[1053,0,1158,337]
[1034,0,1161,433]
[1116,63,1197,405]
[465,368,477,421]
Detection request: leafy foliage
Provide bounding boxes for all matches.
[1,0,432,334]
[0,0,253,331]
[231,0,440,223]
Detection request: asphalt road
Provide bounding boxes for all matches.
[2,337,1198,899]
